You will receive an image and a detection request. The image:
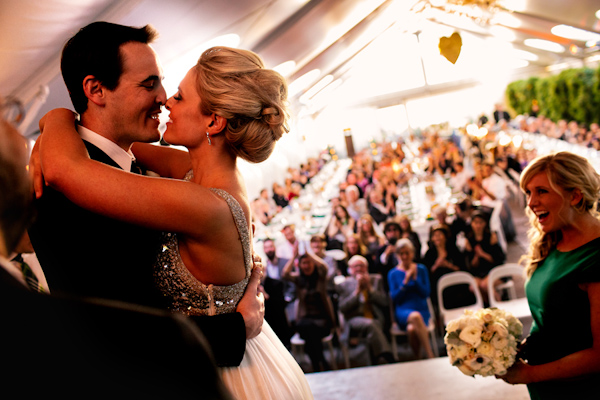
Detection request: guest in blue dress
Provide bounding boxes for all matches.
[388,238,435,359]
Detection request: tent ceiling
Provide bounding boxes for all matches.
[1,0,599,133]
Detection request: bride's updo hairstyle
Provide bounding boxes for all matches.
[519,151,600,277]
[194,46,289,163]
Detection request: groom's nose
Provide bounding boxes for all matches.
[156,82,167,106]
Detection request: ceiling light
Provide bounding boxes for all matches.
[551,24,600,43]
[288,69,321,97]
[596,9,600,19]
[524,39,565,53]
[585,54,600,63]
[512,49,538,61]
[273,60,296,78]
[546,62,570,72]
[299,75,334,104]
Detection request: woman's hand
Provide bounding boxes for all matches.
[403,263,417,284]
[496,360,532,385]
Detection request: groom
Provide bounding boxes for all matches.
[28,22,262,367]
[0,116,232,398]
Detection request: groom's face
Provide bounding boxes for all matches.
[104,41,166,148]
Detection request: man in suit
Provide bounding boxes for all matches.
[28,22,262,367]
[0,116,232,398]
[375,220,402,290]
[263,238,295,303]
[336,255,393,364]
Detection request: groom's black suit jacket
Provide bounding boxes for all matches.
[0,265,232,399]
[29,140,245,366]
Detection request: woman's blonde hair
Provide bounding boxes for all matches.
[194,46,289,163]
[519,151,600,277]
[358,214,380,244]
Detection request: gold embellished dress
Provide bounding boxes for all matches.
[154,185,313,400]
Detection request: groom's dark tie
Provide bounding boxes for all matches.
[11,254,43,292]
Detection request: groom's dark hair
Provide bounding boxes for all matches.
[61,21,159,114]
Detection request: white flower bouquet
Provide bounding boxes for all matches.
[444,307,523,377]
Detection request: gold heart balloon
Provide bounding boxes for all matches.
[439,32,462,64]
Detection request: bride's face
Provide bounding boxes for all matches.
[163,68,207,147]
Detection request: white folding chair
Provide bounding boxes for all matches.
[437,271,484,326]
[390,297,439,359]
[487,264,532,336]
[490,201,507,254]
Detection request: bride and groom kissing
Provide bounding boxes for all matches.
[28,21,312,399]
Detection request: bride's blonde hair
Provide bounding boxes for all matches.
[519,151,600,277]
[194,46,289,163]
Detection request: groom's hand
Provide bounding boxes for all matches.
[237,253,265,339]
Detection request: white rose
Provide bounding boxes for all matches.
[491,334,508,350]
[459,325,483,347]
[489,322,509,338]
[481,311,494,323]
[476,342,495,358]
[446,318,463,333]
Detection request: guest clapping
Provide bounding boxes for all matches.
[282,245,336,372]
[423,225,465,308]
[464,211,505,304]
[337,255,394,365]
[388,239,435,359]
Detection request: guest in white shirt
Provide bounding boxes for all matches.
[276,224,300,261]
[345,184,368,221]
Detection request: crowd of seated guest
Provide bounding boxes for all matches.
[254,104,599,371]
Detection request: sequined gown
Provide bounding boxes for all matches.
[154,186,313,400]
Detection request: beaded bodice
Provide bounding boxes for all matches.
[154,185,252,316]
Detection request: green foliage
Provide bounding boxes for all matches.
[505,65,600,126]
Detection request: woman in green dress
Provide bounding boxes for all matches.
[498,151,600,399]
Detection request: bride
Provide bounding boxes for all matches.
[39,46,313,400]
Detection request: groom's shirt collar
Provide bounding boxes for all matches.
[77,124,136,171]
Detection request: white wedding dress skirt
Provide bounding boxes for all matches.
[222,320,313,400]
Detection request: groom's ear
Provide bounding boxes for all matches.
[82,75,107,107]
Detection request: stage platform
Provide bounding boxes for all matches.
[306,356,529,400]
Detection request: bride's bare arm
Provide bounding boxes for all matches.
[131,142,192,179]
[39,108,225,237]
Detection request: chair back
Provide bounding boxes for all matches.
[437,271,483,325]
[487,263,526,307]
[490,201,507,253]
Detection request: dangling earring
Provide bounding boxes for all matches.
[206,131,212,146]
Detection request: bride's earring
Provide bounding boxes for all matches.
[206,131,212,146]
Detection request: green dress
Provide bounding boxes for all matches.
[525,237,600,399]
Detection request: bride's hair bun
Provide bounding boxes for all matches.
[194,46,289,163]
